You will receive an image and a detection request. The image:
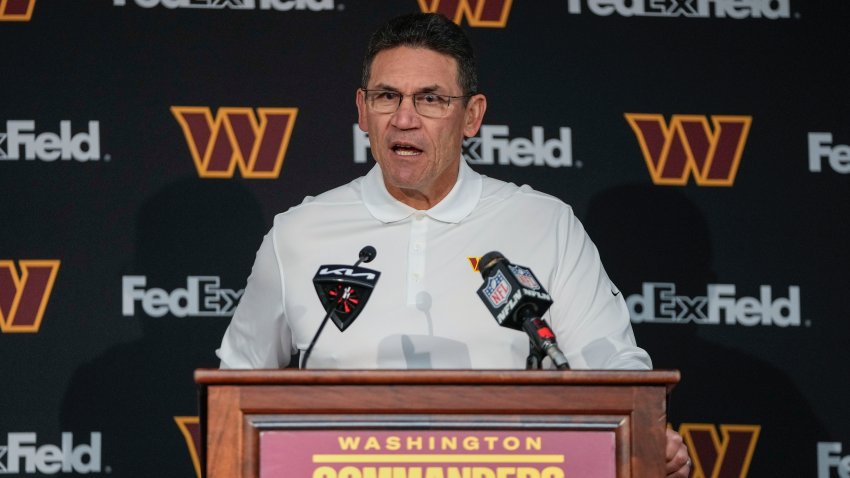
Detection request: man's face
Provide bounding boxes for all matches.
[356,46,486,209]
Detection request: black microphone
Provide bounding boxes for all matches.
[302,246,380,369]
[476,251,570,370]
[357,245,377,264]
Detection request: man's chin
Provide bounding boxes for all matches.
[381,173,429,197]
[387,178,426,195]
[379,165,424,188]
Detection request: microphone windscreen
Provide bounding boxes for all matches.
[479,251,506,279]
[359,245,377,263]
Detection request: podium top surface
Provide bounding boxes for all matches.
[195,369,679,389]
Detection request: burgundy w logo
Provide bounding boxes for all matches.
[0,260,60,333]
[418,0,512,27]
[0,0,35,21]
[175,416,202,478]
[171,106,298,179]
[679,423,761,478]
[626,113,752,186]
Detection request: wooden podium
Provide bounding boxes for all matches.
[195,369,679,478]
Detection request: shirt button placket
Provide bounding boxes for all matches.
[407,213,428,304]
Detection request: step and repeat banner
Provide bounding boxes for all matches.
[2,0,849,476]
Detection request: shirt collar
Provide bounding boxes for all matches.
[362,159,482,224]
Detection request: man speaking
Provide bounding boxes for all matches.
[216,12,691,477]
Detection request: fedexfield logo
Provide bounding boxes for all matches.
[678,424,760,478]
[809,132,850,174]
[0,432,101,474]
[172,107,297,179]
[0,260,59,333]
[628,282,802,327]
[122,276,243,317]
[0,0,35,21]
[113,0,335,11]
[0,120,105,162]
[418,0,512,27]
[354,124,575,168]
[625,113,751,186]
[566,0,791,19]
[818,442,850,477]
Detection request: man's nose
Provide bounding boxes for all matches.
[391,95,421,129]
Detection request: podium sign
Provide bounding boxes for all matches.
[195,370,679,478]
[260,429,615,477]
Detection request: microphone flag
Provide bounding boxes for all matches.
[312,265,380,331]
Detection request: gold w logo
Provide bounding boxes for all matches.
[625,113,752,186]
[171,106,298,179]
[0,260,60,333]
[418,0,512,27]
[679,423,761,478]
[0,0,35,21]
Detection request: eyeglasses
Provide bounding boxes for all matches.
[361,88,471,119]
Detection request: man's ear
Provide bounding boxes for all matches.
[356,88,368,132]
[463,93,487,137]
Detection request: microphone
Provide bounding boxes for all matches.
[476,251,570,370]
[302,246,380,369]
[357,245,377,264]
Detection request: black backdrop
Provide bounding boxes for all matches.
[2,0,849,476]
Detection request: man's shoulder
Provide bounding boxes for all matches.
[273,176,367,225]
[479,174,573,214]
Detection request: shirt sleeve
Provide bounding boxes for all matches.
[216,229,293,369]
[546,207,652,370]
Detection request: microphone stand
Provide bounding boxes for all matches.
[525,340,546,370]
[520,309,571,370]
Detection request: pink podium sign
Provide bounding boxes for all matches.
[260,429,615,478]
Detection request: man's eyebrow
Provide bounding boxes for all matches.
[417,85,441,93]
[370,83,443,93]
[369,83,397,91]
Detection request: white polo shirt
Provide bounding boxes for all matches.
[216,161,651,370]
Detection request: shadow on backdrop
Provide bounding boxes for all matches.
[60,178,266,477]
[585,183,829,477]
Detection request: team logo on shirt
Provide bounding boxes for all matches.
[418,0,512,28]
[0,260,60,333]
[467,256,482,272]
[483,270,512,308]
[171,106,298,179]
[625,113,752,186]
[0,0,35,21]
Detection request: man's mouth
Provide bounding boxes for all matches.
[391,143,423,157]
